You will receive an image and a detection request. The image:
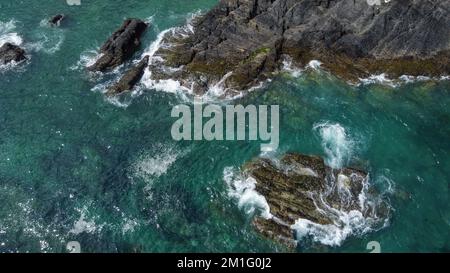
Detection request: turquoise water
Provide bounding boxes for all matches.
[0,0,449,253]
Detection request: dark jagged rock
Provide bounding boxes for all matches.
[237,153,389,249]
[49,14,65,26]
[88,19,148,72]
[150,0,450,94]
[0,43,27,65]
[107,56,149,95]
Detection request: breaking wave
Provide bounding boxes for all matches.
[291,172,390,247]
[359,73,450,87]
[0,20,23,47]
[140,12,250,102]
[140,15,198,101]
[313,122,356,169]
[223,159,392,247]
[281,56,303,77]
[223,167,272,220]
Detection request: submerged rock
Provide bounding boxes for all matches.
[88,19,148,72]
[107,56,149,95]
[49,14,65,26]
[149,0,450,94]
[234,153,390,249]
[0,43,27,65]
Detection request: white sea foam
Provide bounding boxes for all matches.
[122,218,139,234]
[306,60,322,70]
[71,49,102,71]
[69,206,104,235]
[313,122,355,169]
[205,71,234,99]
[27,23,65,55]
[223,155,391,247]
[0,20,23,47]
[140,12,255,101]
[140,28,190,95]
[359,73,450,87]
[293,171,390,246]
[282,58,323,77]
[130,144,186,181]
[359,73,397,87]
[223,167,272,219]
[0,195,67,252]
[292,209,375,246]
[282,56,303,77]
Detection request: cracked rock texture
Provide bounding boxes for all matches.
[150,0,450,94]
[241,153,390,249]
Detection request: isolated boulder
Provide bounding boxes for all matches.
[49,14,65,26]
[0,43,27,65]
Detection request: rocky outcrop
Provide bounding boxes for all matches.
[0,43,27,65]
[149,0,450,94]
[107,56,149,95]
[88,19,148,72]
[49,14,65,27]
[237,153,389,249]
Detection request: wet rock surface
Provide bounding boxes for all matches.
[107,56,149,95]
[0,42,27,65]
[237,153,389,249]
[88,19,148,72]
[49,14,65,26]
[149,0,450,94]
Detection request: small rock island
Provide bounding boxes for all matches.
[235,153,390,249]
[0,42,27,65]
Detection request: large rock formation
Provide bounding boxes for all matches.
[107,56,149,95]
[149,0,450,94]
[234,153,389,249]
[88,19,148,72]
[0,43,27,65]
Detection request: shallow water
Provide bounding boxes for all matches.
[0,0,449,253]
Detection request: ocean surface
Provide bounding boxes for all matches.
[0,0,449,253]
